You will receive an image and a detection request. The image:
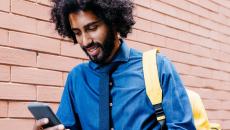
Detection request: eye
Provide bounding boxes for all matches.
[74,30,81,36]
[88,24,98,31]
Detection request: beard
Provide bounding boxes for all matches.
[81,30,115,64]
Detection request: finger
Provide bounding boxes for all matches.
[36,118,49,127]
[44,124,65,130]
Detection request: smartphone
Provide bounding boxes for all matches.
[28,102,61,129]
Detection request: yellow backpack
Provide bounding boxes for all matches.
[142,49,221,130]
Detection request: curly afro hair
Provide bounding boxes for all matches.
[51,0,135,43]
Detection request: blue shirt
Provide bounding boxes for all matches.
[56,40,196,130]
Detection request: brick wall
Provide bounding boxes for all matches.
[0,0,229,129]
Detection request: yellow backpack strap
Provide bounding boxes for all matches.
[143,49,166,127]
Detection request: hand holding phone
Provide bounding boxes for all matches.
[33,118,65,130]
[28,102,63,129]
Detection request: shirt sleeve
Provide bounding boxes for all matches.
[56,71,82,130]
[157,53,196,130]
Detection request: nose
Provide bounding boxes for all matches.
[80,32,92,47]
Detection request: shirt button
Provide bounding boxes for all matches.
[109,102,113,107]
[111,128,114,130]
[109,82,113,86]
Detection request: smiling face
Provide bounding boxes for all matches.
[69,10,120,64]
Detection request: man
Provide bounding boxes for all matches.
[34,0,196,129]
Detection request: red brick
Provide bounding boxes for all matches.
[210,49,221,61]
[205,22,230,40]
[134,5,166,25]
[222,120,230,129]
[37,0,53,6]
[8,101,32,118]
[0,82,36,100]
[203,99,230,111]
[200,57,230,73]
[37,53,82,72]
[190,66,213,79]
[174,31,193,45]
[161,48,201,67]
[134,16,152,32]
[0,46,36,67]
[226,35,230,44]
[221,35,229,46]
[211,13,228,27]
[220,42,230,54]
[222,81,230,91]
[203,99,222,110]
[0,0,10,12]
[0,101,8,117]
[175,8,200,25]
[0,65,10,81]
[165,38,190,53]
[11,0,51,21]
[165,16,190,32]
[189,2,214,19]
[189,24,210,38]
[36,21,61,39]
[61,41,88,59]
[199,17,218,30]
[212,70,230,81]
[151,22,180,40]
[150,10,166,25]
[210,31,228,44]
[0,12,10,29]
[214,49,230,64]
[11,66,63,86]
[160,0,190,12]
[173,62,191,75]
[220,62,230,73]
[201,38,220,50]
[187,0,219,13]
[134,0,151,8]
[181,75,205,88]
[0,12,37,34]
[216,22,230,36]
[126,40,152,52]
[191,87,229,101]
[204,78,222,90]
[218,5,230,18]
[134,5,152,21]
[0,29,9,46]
[150,0,177,17]
[127,29,166,47]
[227,18,230,26]
[0,119,34,130]
[9,31,60,54]
[179,31,222,52]
[208,110,230,120]
[210,59,228,72]
[211,0,230,9]
[177,29,206,47]
[37,86,63,102]
[188,44,211,58]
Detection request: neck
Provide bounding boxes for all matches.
[105,36,121,63]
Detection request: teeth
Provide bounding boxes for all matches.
[88,46,98,52]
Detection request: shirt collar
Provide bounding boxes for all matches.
[89,39,130,70]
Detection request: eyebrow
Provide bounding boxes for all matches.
[71,20,102,31]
